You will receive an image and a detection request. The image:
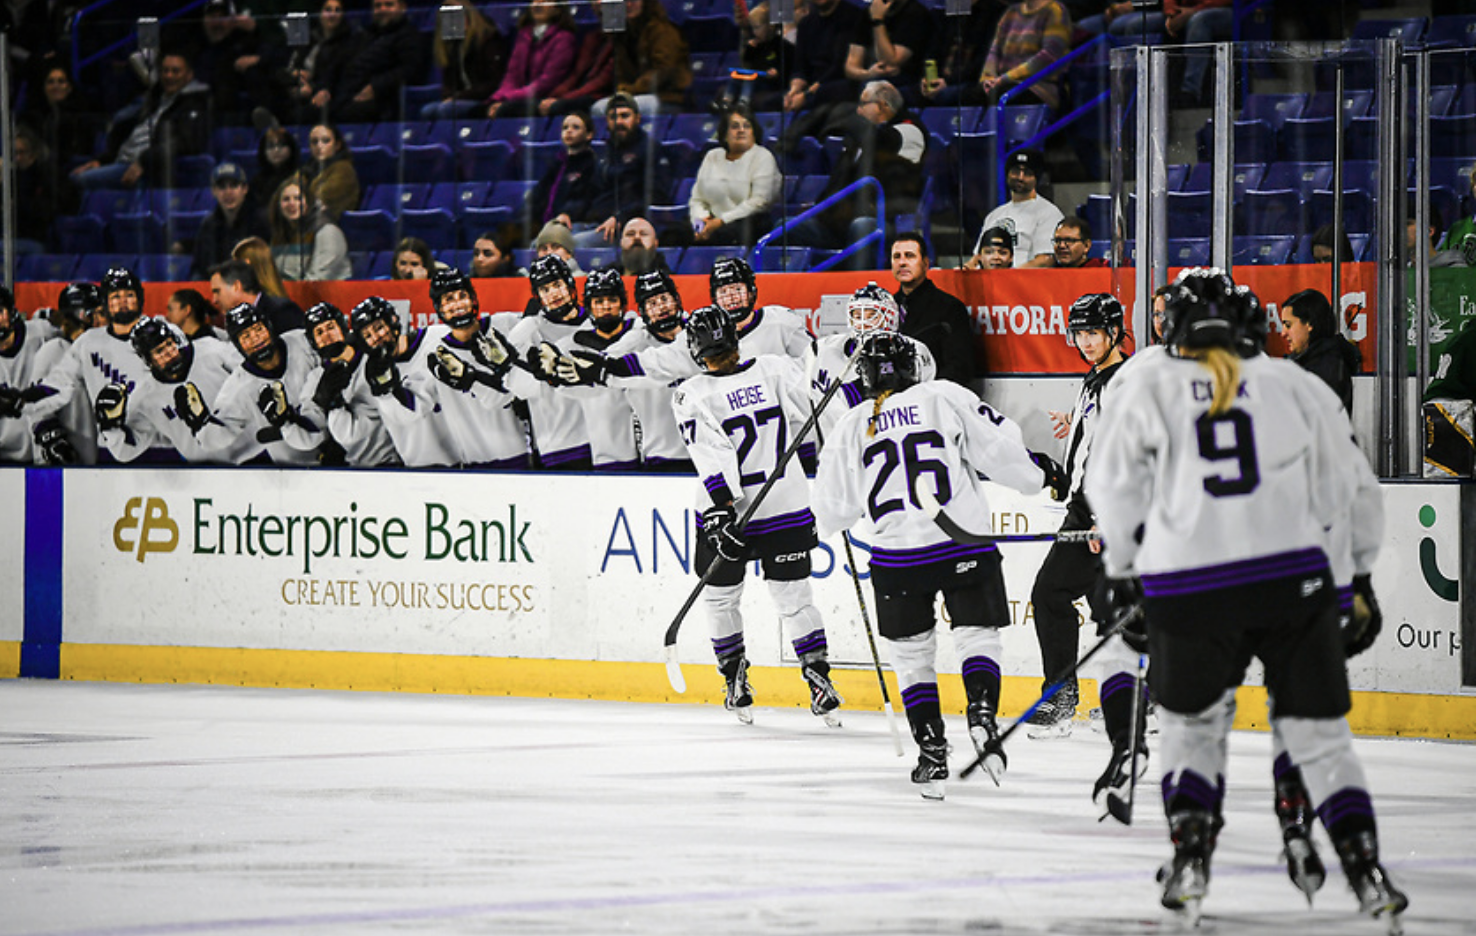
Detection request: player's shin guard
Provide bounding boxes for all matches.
[708,586,752,723]
[956,626,1005,781]
[771,580,842,722]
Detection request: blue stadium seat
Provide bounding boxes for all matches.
[16,254,78,281]
[53,214,108,254]
[362,184,429,213]
[144,187,212,217]
[354,145,399,186]
[1262,162,1335,199]
[400,208,457,252]
[990,105,1050,148]
[459,141,515,182]
[1182,163,1266,199]
[1309,187,1373,235]
[1080,194,1115,246]
[1233,235,1296,266]
[660,139,705,177]
[1277,117,1338,163]
[427,181,493,215]
[338,210,398,253]
[111,212,167,254]
[789,175,830,212]
[137,254,194,282]
[484,116,547,149]
[658,247,684,271]
[1167,239,1210,267]
[1165,192,1212,240]
[1350,18,1428,45]
[1239,93,1307,131]
[511,140,564,181]
[1165,163,1189,192]
[165,211,209,244]
[1429,84,1459,119]
[402,84,443,117]
[1428,157,1476,194]
[1432,114,1476,160]
[446,118,497,146]
[688,52,725,79]
[443,249,473,274]
[674,178,696,205]
[646,204,689,230]
[755,245,811,272]
[402,143,454,181]
[81,188,139,220]
[677,245,746,274]
[920,107,983,142]
[682,15,739,53]
[668,112,722,146]
[1343,117,1379,162]
[512,248,535,270]
[1427,14,1476,48]
[1238,189,1303,237]
[488,180,538,211]
[335,123,375,151]
[1303,89,1374,121]
[754,111,785,146]
[459,207,513,248]
[348,251,376,280]
[577,247,619,271]
[779,137,827,176]
[172,154,216,188]
[75,254,139,282]
[210,126,258,158]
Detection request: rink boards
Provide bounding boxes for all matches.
[0,467,1471,739]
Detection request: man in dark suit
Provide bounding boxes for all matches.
[208,260,306,334]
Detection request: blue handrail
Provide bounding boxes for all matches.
[752,177,886,272]
[73,0,211,81]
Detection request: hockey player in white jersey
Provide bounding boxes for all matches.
[176,303,324,465]
[672,305,842,726]
[99,317,261,464]
[813,332,1052,799]
[554,268,640,468]
[350,296,460,468]
[299,302,400,467]
[501,255,592,469]
[24,283,105,464]
[0,286,68,464]
[708,256,812,358]
[1085,268,1406,928]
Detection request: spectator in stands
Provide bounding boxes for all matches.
[688,103,781,248]
[784,80,926,266]
[617,217,668,275]
[891,231,977,386]
[537,28,614,117]
[327,0,430,123]
[923,0,1008,106]
[18,64,103,177]
[185,0,274,119]
[783,0,866,113]
[1411,207,1466,268]
[587,93,672,244]
[527,112,602,230]
[965,149,1062,268]
[847,0,936,109]
[483,0,578,119]
[1280,288,1360,416]
[3,125,61,253]
[232,237,293,300]
[1309,223,1355,264]
[193,162,270,280]
[1170,2,1233,107]
[209,258,305,333]
[251,127,301,229]
[596,0,692,118]
[1439,168,1476,262]
[1051,217,1106,268]
[270,175,352,282]
[302,124,361,221]
[283,0,363,126]
[716,3,794,113]
[532,222,585,276]
[422,0,508,120]
[471,232,518,278]
[973,225,1014,269]
[71,51,211,190]
[391,237,439,280]
[924,0,1069,110]
[166,289,222,340]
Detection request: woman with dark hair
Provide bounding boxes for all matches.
[1280,288,1361,415]
[270,174,351,282]
[422,0,508,119]
[19,63,103,174]
[527,111,601,229]
[302,123,361,221]
[251,126,300,227]
[484,0,578,118]
[687,103,780,247]
[391,237,441,280]
[283,0,363,125]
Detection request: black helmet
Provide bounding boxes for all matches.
[304,301,349,360]
[856,331,919,399]
[846,282,901,336]
[350,296,402,359]
[131,317,193,382]
[1234,284,1267,358]
[57,282,102,330]
[709,256,756,320]
[686,305,739,365]
[226,302,279,364]
[0,286,16,341]
[584,267,627,308]
[1066,292,1125,360]
[100,266,143,325]
[1162,267,1243,352]
[429,267,479,328]
[635,269,683,337]
[529,254,577,319]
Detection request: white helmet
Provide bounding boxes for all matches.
[847,282,900,337]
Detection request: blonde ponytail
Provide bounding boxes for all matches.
[1181,346,1241,416]
[866,390,893,438]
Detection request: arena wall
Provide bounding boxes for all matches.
[1,467,1469,740]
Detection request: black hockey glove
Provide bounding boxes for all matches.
[257,381,291,428]
[429,347,478,392]
[470,328,514,375]
[94,383,129,431]
[1030,451,1070,501]
[1104,577,1148,653]
[317,436,347,466]
[559,348,609,386]
[0,386,23,419]
[173,382,212,434]
[364,355,403,398]
[33,421,78,465]
[313,359,354,411]
[1344,574,1382,658]
[702,503,747,563]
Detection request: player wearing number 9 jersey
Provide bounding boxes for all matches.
[813,332,1050,800]
[1085,268,1405,926]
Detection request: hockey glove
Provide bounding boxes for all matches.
[317,437,348,466]
[173,382,212,434]
[364,355,403,398]
[559,349,609,387]
[702,504,747,563]
[313,359,354,411]
[257,381,291,428]
[1344,574,1382,658]
[0,386,23,419]
[1030,451,1070,501]
[94,383,129,431]
[1104,577,1148,653]
[33,421,77,465]
[471,328,513,373]
[429,347,477,392]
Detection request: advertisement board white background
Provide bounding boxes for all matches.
[0,470,25,643]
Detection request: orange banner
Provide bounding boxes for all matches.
[13,263,1378,376]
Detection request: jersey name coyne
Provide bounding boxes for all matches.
[871,404,921,434]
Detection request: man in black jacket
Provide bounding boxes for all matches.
[328,0,429,123]
[192,162,269,279]
[890,231,978,387]
[587,94,671,244]
[208,260,306,335]
[71,51,211,189]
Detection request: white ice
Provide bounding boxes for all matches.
[1,681,1473,936]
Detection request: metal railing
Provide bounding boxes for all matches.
[751,178,885,273]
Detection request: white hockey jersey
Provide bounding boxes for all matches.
[28,323,151,460]
[805,332,938,443]
[196,330,324,465]
[1086,351,1382,595]
[0,318,60,462]
[601,320,686,464]
[28,335,98,464]
[567,318,639,468]
[611,305,812,384]
[814,380,1045,570]
[301,356,401,467]
[416,321,530,467]
[505,312,591,466]
[671,355,818,532]
[368,328,461,468]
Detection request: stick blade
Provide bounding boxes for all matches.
[664,645,687,694]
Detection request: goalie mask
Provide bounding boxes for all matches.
[130,317,194,383]
[100,266,144,326]
[225,303,280,366]
[529,254,578,320]
[304,301,349,361]
[847,283,900,337]
[686,305,739,366]
[429,267,479,329]
[350,296,402,361]
[709,256,757,321]
[635,269,684,339]
[1065,293,1125,363]
[857,331,919,399]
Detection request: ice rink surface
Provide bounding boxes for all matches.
[1,680,1473,936]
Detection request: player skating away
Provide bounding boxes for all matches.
[671,306,841,726]
[297,302,400,467]
[0,285,66,463]
[349,296,460,468]
[1085,268,1406,929]
[813,333,1054,799]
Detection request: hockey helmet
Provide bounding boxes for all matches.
[529,254,578,319]
[0,285,14,340]
[100,266,143,325]
[304,301,349,360]
[1161,267,1243,352]
[1234,284,1268,358]
[57,282,103,330]
[584,267,628,308]
[350,296,402,358]
[429,267,479,328]
[686,305,740,365]
[225,302,279,365]
[635,269,684,337]
[856,331,919,399]
[1065,292,1125,360]
[709,256,756,320]
[847,282,901,336]
[130,317,193,382]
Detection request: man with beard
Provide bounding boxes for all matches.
[299,302,400,467]
[967,149,1062,269]
[587,94,671,244]
[616,216,669,276]
[326,0,429,123]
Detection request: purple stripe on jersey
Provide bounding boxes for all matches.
[791,629,828,657]
[1337,584,1354,615]
[842,382,863,407]
[1317,788,1375,828]
[703,474,729,497]
[744,509,815,537]
[1163,769,1223,813]
[596,458,642,471]
[870,540,996,568]
[901,682,939,707]
[1273,752,1296,781]
[1141,548,1329,597]
[617,353,645,377]
[962,656,1000,680]
[468,454,531,470]
[541,443,593,466]
[1100,671,1139,701]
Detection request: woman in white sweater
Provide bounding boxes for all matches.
[269,174,352,282]
[688,103,781,248]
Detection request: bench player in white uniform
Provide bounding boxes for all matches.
[813,333,1053,799]
[560,268,640,469]
[501,256,592,470]
[0,285,67,463]
[671,305,842,726]
[1085,268,1406,928]
[350,296,460,468]
[25,283,107,465]
[299,302,401,467]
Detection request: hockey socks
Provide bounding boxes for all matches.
[902,686,948,800]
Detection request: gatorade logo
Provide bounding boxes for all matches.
[113,496,179,563]
[1418,504,1458,602]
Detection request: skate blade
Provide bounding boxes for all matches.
[979,752,1005,787]
[1384,910,1405,936]
[1025,721,1073,740]
[1102,791,1133,825]
[1169,897,1203,929]
[1281,842,1325,904]
[917,779,945,800]
[820,710,843,728]
[734,705,754,725]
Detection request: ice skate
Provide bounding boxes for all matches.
[911,737,949,800]
[1092,742,1148,825]
[966,700,1007,785]
[801,662,844,728]
[1025,683,1077,739]
[1087,705,1105,734]
[720,656,754,725]
[1335,831,1408,935]
[1274,772,1325,903]
[1158,810,1216,923]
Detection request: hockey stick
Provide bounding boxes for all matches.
[1110,651,1150,825]
[915,488,1099,544]
[841,531,906,756]
[663,346,863,693]
[959,603,1143,780]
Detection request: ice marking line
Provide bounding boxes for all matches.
[19,856,1476,936]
